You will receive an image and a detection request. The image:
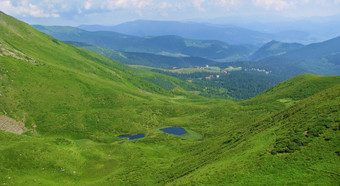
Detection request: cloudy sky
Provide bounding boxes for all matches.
[1,0,340,25]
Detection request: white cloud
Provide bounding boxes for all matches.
[1,0,339,22]
[99,0,153,10]
[215,0,238,6]
[84,1,92,10]
[192,0,206,12]
[0,0,60,17]
[253,0,294,10]
[158,2,173,9]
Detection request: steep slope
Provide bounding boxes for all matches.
[170,81,340,185]
[33,25,255,62]
[250,40,304,61]
[0,11,194,138]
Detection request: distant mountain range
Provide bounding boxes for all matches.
[192,14,340,43]
[260,36,340,76]
[78,20,273,45]
[77,19,335,45]
[66,41,216,69]
[34,23,340,80]
[33,25,256,62]
[216,36,340,80]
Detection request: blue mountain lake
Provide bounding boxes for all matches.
[118,134,145,140]
[160,127,187,135]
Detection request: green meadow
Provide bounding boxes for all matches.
[0,12,339,185]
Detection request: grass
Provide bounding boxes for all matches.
[0,11,339,185]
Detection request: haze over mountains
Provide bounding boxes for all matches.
[33,21,340,101]
[78,14,340,45]
[34,24,340,79]
[78,20,273,45]
[77,20,315,45]
[33,25,255,62]
[199,14,340,39]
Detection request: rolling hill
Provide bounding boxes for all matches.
[0,11,339,185]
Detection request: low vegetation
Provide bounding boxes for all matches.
[0,12,339,185]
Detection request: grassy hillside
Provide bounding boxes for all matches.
[171,83,340,185]
[33,25,255,62]
[243,74,340,111]
[0,11,205,138]
[0,12,339,185]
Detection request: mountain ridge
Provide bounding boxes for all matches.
[34,25,255,62]
[78,20,273,45]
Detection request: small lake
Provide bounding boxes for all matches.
[160,127,187,135]
[118,134,145,140]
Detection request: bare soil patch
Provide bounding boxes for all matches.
[0,116,28,134]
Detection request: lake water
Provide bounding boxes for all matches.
[160,127,187,135]
[118,134,145,140]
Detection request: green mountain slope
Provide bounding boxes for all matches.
[0,12,339,185]
[33,25,255,62]
[250,40,304,61]
[171,83,340,185]
[242,74,340,111]
[0,11,200,138]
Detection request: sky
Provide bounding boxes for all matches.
[0,0,340,26]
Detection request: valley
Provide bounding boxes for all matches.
[0,10,339,186]
[34,24,340,101]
